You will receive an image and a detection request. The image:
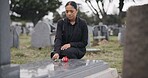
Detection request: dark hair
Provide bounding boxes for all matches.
[65,1,77,10]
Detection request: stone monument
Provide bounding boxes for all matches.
[20,59,119,78]
[0,0,20,78]
[31,20,54,48]
[123,4,148,78]
[10,26,19,48]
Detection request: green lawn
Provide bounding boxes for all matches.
[83,36,123,74]
[11,35,123,74]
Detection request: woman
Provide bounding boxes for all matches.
[51,1,88,59]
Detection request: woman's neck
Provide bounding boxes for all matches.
[69,17,76,25]
[70,21,75,25]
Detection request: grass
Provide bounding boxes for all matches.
[83,36,123,74]
[11,35,51,64]
[11,34,123,74]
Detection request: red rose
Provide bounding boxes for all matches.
[62,56,69,62]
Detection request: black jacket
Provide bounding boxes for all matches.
[54,17,88,54]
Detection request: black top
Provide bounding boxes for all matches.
[54,17,88,54]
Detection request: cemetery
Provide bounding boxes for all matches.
[1,0,148,78]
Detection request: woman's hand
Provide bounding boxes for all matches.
[61,44,71,50]
[52,53,59,59]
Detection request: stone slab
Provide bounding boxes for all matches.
[86,48,101,52]
[20,59,109,78]
[0,64,20,78]
[85,68,119,78]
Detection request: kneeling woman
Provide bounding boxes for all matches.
[51,1,88,59]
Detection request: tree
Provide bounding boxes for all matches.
[119,0,135,13]
[85,0,137,26]
[85,0,113,24]
[10,0,62,25]
[53,11,62,23]
[118,0,135,26]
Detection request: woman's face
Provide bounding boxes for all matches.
[65,5,77,21]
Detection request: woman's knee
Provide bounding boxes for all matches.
[61,48,78,59]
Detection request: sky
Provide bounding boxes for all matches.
[44,0,148,19]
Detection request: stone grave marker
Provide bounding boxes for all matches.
[87,26,92,47]
[14,24,22,35]
[123,4,148,78]
[0,0,20,78]
[113,28,119,36]
[92,25,109,41]
[20,59,118,78]
[92,26,100,40]
[31,21,53,48]
[10,26,19,48]
[118,25,126,46]
[100,25,109,41]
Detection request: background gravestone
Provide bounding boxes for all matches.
[118,25,126,46]
[123,4,148,78]
[15,25,22,35]
[10,26,19,48]
[31,20,53,48]
[113,28,119,36]
[100,25,109,41]
[92,26,100,45]
[92,25,109,45]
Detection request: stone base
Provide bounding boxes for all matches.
[0,64,20,78]
[85,68,119,78]
[86,48,101,52]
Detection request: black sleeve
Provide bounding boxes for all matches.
[54,20,63,54]
[70,20,88,48]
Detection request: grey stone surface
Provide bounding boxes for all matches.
[113,28,119,36]
[20,59,109,78]
[0,1,20,78]
[118,26,125,46]
[86,48,101,52]
[123,4,148,78]
[0,0,11,65]
[10,26,19,48]
[92,25,109,41]
[0,0,20,78]
[31,21,53,48]
[15,25,22,35]
[0,64,20,78]
[87,34,91,47]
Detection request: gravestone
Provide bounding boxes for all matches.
[31,20,54,48]
[14,24,22,35]
[25,26,30,35]
[123,4,148,78]
[118,25,126,46]
[100,25,109,41]
[10,26,19,48]
[87,26,91,47]
[92,26,100,40]
[92,25,109,42]
[113,28,119,36]
[28,26,34,35]
[20,59,118,78]
[0,0,20,78]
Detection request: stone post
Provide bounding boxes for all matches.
[0,0,10,66]
[0,0,20,78]
[123,4,148,78]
